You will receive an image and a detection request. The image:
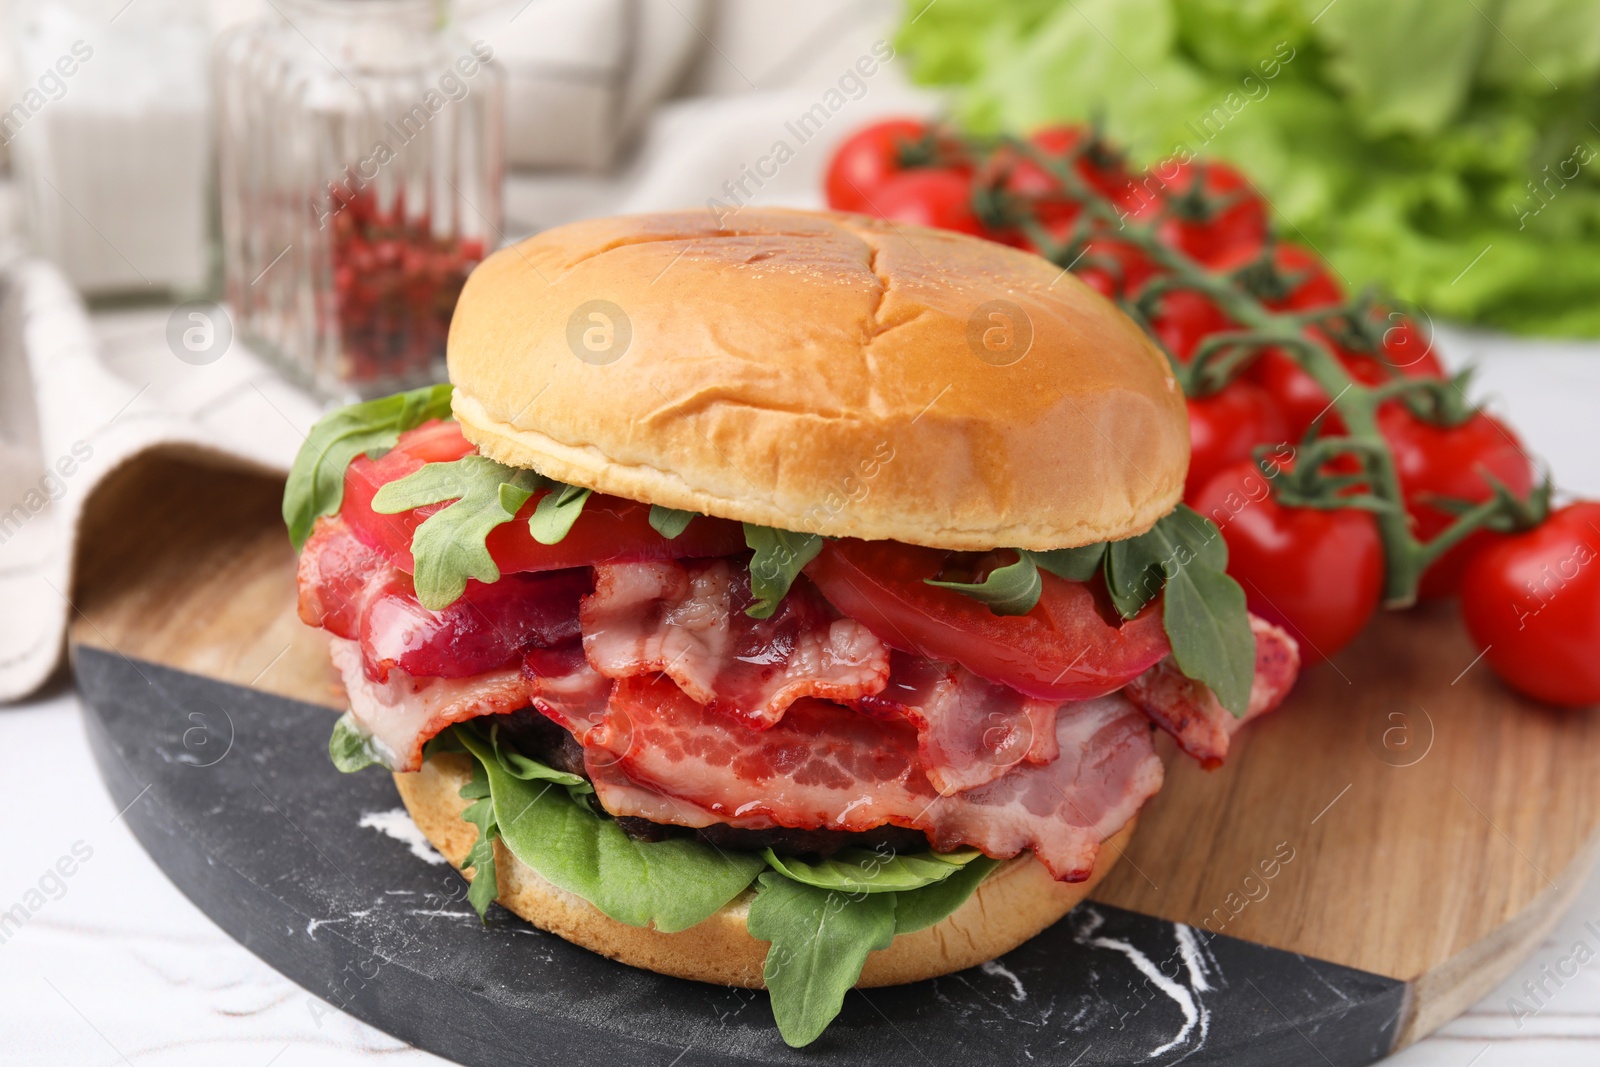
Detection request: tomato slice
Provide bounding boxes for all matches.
[339,421,747,573]
[806,539,1170,701]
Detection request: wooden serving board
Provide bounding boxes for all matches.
[67,451,1600,1065]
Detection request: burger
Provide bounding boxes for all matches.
[284,209,1299,1047]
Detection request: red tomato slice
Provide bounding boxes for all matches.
[805,539,1170,701]
[339,421,747,573]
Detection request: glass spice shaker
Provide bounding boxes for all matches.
[215,0,503,400]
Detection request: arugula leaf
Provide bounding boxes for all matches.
[1165,564,1254,717]
[282,384,454,551]
[433,723,1002,1045]
[328,713,388,773]
[648,505,697,539]
[1103,506,1254,715]
[926,553,1042,616]
[747,873,898,1048]
[1030,543,1107,582]
[459,759,502,919]
[760,847,985,894]
[370,456,543,610]
[452,728,764,932]
[527,483,592,545]
[743,525,824,619]
[890,856,1002,934]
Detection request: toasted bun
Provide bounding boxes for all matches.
[396,752,1132,988]
[447,208,1186,551]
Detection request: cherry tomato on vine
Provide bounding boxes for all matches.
[825,119,943,213]
[978,134,1086,226]
[1069,237,1160,300]
[1248,320,1445,439]
[867,168,987,237]
[1220,242,1342,311]
[1460,503,1600,708]
[1247,348,1346,438]
[1150,289,1236,363]
[1029,125,1137,204]
[1184,383,1289,502]
[1191,460,1384,662]
[1379,405,1536,599]
[1374,315,1444,378]
[1154,161,1270,267]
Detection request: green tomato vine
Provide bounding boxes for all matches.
[954,130,1546,609]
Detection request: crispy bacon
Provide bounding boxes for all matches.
[301,518,587,684]
[297,518,404,641]
[329,637,530,772]
[589,673,1162,881]
[581,559,890,729]
[1124,615,1300,766]
[851,651,1062,796]
[522,644,610,736]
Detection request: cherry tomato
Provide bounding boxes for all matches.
[1030,125,1136,203]
[1184,382,1289,502]
[1221,242,1342,311]
[1191,461,1383,662]
[805,539,1170,701]
[1069,237,1160,300]
[867,168,986,237]
[1248,347,1345,438]
[1460,502,1600,707]
[1373,315,1445,378]
[1249,320,1444,440]
[1150,289,1235,363]
[1154,161,1270,267]
[978,137,1083,227]
[1379,406,1536,599]
[341,421,747,574]
[825,119,936,213]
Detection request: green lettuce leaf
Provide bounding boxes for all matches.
[370,456,543,610]
[1103,506,1253,715]
[1030,543,1108,583]
[282,384,454,551]
[890,856,1002,934]
[648,505,697,539]
[425,725,1003,1046]
[925,553,1042,616]
[458,759,502,919]
[897,0,1600,338]
[328,712,387,773]
[761,846,985,893]
[453,728,764,932]
[527,484,592,545]
[747,857,1004,1046]
[747,873,898,1048]
[743,525,824,619]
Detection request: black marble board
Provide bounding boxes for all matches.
[76,646,1408,1066]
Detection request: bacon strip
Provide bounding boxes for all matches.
[301,518,587,683]
[328,637,530,772]
[851,651,1062,796]
[588,673,1162,881]
[522,644,611,736]
[1124,615,1300,767]
[581,560,890,729]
